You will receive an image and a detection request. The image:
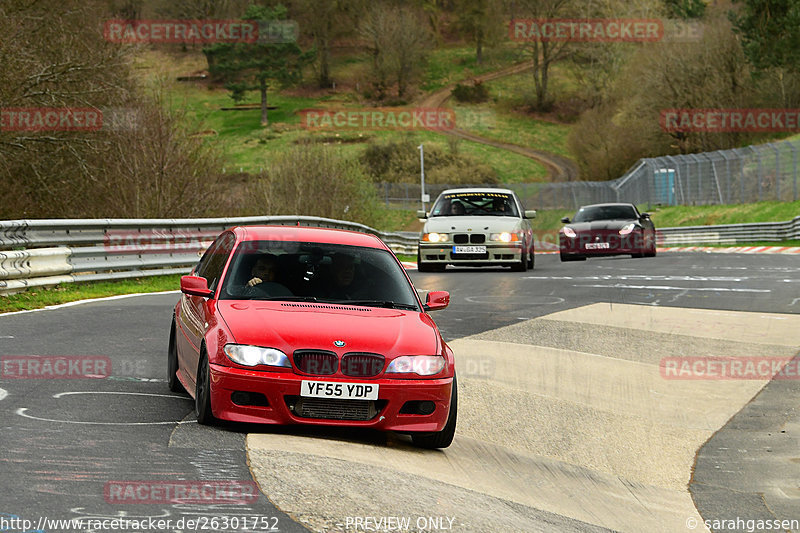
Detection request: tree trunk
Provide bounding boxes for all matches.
[538,62,549,110]
[536,42,550,111]
[318,39,332,88]
[260,78,269,126]
[476,30,483,64]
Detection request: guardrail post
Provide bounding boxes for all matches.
[756,147,764,202]
[769,143,781,201]
[791,141,798,202]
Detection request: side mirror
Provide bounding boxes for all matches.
[416,210,428,219]
[561,217,571,224]
[640,213,651,220]
[180,275,213,298]
[524,210,537,219]
[424,290,450,312]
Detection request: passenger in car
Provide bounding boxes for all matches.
[325,252,367,300]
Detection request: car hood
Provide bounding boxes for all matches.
[567,220,639,231]
[423,216,520,234]
[217,301,441,357]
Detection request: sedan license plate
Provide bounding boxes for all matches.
[585,242,610,250]
[452,245,487,254]
[301,380,379,400]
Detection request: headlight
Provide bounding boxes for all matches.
[490,232,519,242]
[224,344,291,368]
[421,232,448,243]
[619,223,637,236]
[562,227,577,238]
[386,355,445,376]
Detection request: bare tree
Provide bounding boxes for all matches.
[0,0,224,219]
[247,145,380,226]
[151,0,251,19]
[360,3,433,99]
[454,0,505,64]
[514,0,582,111]
[295,0,367,88]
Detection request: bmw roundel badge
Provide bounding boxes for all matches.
[333,340,346,347]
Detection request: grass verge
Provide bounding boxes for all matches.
[0,274,183,314]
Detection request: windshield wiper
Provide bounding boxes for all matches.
[254,296,319,302]
[335,299,418,310]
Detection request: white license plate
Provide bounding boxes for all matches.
[452,245,487,254]
[300,380,379,400]
[585,242,610,250]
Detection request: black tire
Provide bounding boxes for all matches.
[411,376,457,449]
[528,250,535,270]
[645,237,657,257]
[195,350,215,425]
[511,244,528,272]
[560,252,585,262]
[167,319,186,393]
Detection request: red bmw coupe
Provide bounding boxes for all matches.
[168,226,457,448]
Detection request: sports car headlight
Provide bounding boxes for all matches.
[619,223,637,236]
[385,355,445,376]
[223,344,291,368]
[490,232,519,242]
[421,232,448,243]
[562,227,577,238]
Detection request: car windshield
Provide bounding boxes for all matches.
[572,205,637,222]
[430,192,519,217]
[219,240,419,309]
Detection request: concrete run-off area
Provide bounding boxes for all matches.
[247,303,800,533]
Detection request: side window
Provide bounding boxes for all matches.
[197,232,236,291]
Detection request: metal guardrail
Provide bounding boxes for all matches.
[656,215,800,245]
[0,216,418,295]
[1,215,798,295]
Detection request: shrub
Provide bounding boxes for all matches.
[245,145,383,227]
[452,82,489,103]
[361,139,498,185]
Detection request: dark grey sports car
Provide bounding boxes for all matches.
[559,203,657,261]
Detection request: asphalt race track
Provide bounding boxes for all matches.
[1,252,798,533]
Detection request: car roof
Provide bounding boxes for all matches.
[230,225,387,250]
[578,203,637,209]
[439,187,517,196]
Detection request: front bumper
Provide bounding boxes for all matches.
[418,242,524,266]
[560,231,645,256]
[208,363,454,432]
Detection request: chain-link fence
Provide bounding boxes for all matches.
[377,139,800,210]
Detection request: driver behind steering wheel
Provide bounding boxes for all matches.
[243,254,292,297]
